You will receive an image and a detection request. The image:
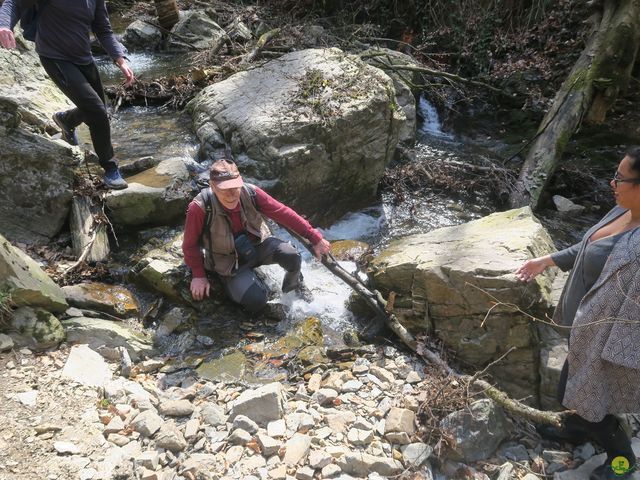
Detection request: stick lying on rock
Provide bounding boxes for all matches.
[284,227,565,427]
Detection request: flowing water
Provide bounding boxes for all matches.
[91,53,602,369]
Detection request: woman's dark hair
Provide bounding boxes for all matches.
[626,146,640,173]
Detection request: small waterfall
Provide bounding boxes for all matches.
[418,95,453,139]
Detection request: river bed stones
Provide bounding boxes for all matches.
[62,282,140,318]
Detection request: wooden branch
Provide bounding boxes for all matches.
[361,53,501,93]
[241,28,281,64]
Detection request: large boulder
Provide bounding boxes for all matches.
[62,282,140,318]
[371,207,556,402]
[167,11,226,51]
[0,37,77,243]
[0,233,68,313]
[122,19,163,51]
[105,157,193,228]
[188,48,406,225]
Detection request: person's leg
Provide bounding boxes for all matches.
[586,415,636,479]
[219,267,268,313]
[39,57,118,173]
[255,237,303,292]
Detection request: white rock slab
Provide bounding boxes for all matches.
[61,344,112,387]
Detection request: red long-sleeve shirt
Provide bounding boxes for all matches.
[182,186,323,278]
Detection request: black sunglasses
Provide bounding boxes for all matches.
[612,171,640,187]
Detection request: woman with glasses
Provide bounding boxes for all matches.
[516,146,640,480]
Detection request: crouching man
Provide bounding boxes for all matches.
[182,159,331,313]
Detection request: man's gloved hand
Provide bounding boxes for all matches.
[0,28,16,49]
[190,277,210,301]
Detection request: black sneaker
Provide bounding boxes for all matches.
[103,168,128,190]
[52,112,79,146]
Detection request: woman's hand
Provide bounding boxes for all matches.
[115,57,135,86]
[515,255,555,282]
[190,277,210,301]
[0,28,16,49]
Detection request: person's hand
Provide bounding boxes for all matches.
[115,57,135,87]
[312,238,331,260]
[0,28,16,49]
[190,277,210,301]
[515,256,553,282]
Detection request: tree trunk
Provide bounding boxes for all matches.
[509,0,640,210]
[70,196,109,263]
[154,0,179,32]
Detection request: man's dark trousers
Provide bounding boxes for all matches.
[39,56,117,172]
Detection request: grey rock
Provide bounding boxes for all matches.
[321,464,341,478]
[371,207,556,401]
[369,366,395,385]
[131,410,163,437]
[233,414,259,434]
[439,399,510,462]
[62,282,139,318]
[499,443,530,462]
[385,407,416,435]
[53,441,81,455]
[347,428,374,446]
[104,416,125,435]
[308,449,332,469]
[122,19,163,51]
[256,433,280,457]
[0,235,69,313]
[229,382,284,426]
[105,158,192,228]
[168,11,226,51]
[573,443,596,462]
[8,307,65,350]
[401,442,432,467]
[184,418,200,441]
[341,379,364,393]
[540,339,568,410]
[313,388,338,406]
[0,333,14,352]
[553,195,586,214]
[283,433,311,465]
[228,428,251,446]
[158,399,194,417]
[155,422,188,452]
[156,307,191,337]
[267,419,286,437]
[62,316,154,362]
[61,344,112,387]
[385,431,411,445]
[336,452,403,477]
[0,43,76,244]
[134,451,160,470]
[295,466,315,480]
[106,433,130,447]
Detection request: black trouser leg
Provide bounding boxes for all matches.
[39,57,117,172]
[557,361,635,469]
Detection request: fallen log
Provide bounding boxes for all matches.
[510,0,640,210]
[70,195,109,263]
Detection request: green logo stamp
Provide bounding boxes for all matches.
[611,456,631,476]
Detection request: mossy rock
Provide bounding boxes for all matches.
[9,306,65,350]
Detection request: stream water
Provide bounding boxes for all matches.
[89,52,608,377]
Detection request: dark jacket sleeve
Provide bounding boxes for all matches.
[0,0,21,30]
[551,242,581,272]
[91,0,126,61]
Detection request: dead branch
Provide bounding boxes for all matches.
[361,52,502,93]
[241,28,281,64]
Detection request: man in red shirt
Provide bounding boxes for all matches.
[182,159,331,313]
